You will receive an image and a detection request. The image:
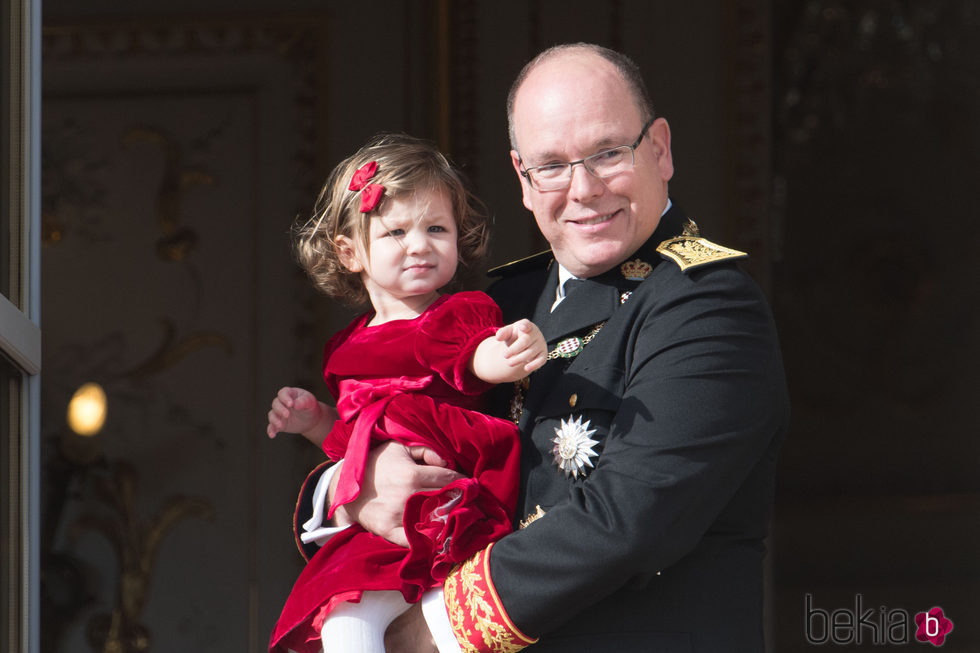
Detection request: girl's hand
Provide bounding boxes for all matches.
[496,319,547,373]
[266,387,335,446]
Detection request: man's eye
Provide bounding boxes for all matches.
[535,164,567,177]
[592,149,623,163]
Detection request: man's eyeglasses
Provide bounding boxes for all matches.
[519,118,655,192]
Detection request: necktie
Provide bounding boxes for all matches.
[562,278,586,298]
[552,278,585,312]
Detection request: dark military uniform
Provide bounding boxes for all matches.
[456,202,789,652]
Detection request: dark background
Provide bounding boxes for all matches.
[37,1,978,651]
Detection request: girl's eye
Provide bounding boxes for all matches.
[428,225,448,233]
[385,228,405,237]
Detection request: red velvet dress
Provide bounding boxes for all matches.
[270,292,521,653]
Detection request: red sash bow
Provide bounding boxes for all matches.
[328,375,433,516]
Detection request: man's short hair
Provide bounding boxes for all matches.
[506,43,655,151]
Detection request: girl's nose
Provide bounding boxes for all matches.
[404,230,430,254]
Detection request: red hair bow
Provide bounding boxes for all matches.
[359,184,384,213]
[349,161,377,190]
[349,161,384,212]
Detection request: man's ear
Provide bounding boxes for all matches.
[335,235,363,273]
[510,150,535,212]
[648,117,674,183]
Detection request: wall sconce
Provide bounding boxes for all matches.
[67,382,108,436]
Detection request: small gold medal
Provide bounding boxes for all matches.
[509,376,530,424]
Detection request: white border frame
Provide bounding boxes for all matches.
[3,1,41,653]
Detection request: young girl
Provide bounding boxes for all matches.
[266,133,546,653]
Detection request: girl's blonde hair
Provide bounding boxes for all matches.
[294,133,489,306]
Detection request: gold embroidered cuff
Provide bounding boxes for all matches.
[444,542,538,653]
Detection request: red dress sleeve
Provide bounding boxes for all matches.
[320,313,368,401]
[319,314,367,461]
[416,291,502,395]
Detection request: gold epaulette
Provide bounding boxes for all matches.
[488,250,553,277]
[656,236,748,272]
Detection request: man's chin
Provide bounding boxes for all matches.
[558,245,628,277]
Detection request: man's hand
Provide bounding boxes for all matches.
[331,441,463,547]
[385,602,437,653]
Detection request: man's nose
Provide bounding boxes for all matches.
[566,162,604,201]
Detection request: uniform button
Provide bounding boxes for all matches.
[569,393,578,407]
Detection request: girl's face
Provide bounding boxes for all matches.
[342,186,459,320]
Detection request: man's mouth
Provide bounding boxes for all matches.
[569,211,616,227]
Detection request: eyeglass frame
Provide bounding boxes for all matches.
[518,117,656,191]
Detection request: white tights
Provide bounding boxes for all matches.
[318,590,411,653]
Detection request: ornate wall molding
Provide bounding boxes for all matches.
[724,0,773,292]
[41,16,329,653]
[43,16,323,207]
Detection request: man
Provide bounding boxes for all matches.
[329,43,789,652]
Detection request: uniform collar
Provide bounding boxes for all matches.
[534,200,688,342]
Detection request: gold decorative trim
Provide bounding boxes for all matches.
[519,505,545,530]
[546,321,605,361]
[487,250,552,276]
[619,258,652,280]
[656,236,748,272]
[445,543,537,653]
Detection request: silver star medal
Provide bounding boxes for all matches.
[552,415,599,478]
